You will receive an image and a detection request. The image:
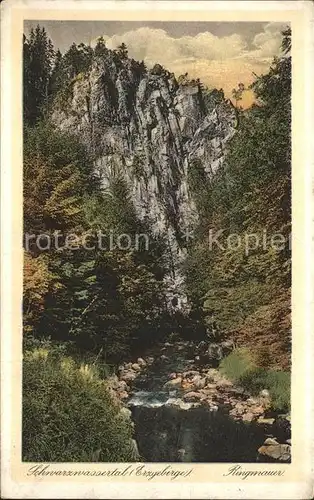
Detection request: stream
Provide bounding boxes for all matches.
[124,342,276,463]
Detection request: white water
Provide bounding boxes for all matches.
[127,390,198,410]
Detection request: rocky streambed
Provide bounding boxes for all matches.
[108,340,291,463]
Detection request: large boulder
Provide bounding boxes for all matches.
[108,374,120,389]
[116,380,130,392]
[191,375,206,390]
[131,363,141,372]
[257,417,275,426]
[183,391,203,402]
[137,357,146,367]
[118,391,129,400]
[220,339,234,355]
[182,370,199,378]
[242,412,254,422]
[206,343,223,362]
[205,368,221,383]
[120,370,137,383]
[257,442,291,462]
[164,377,182,389]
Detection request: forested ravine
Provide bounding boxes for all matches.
[23,26,291,463]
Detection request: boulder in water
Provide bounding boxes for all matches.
[114,379,130,392]
[132,363,141,371]
[164,377,182,389]
[118,390,129,400]
[183,391,203,402]
[257,417,275,425]
[205,368,221,383]
[191,375,206,390]
[181,380,193,391]
[264,437,279,445]
[257,442,291,462]
[242,412,254,422]
[137,357,147,367]
[120,370,137,382]
[182,370,199,378]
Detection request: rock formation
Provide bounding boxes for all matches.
[52,51,237,309]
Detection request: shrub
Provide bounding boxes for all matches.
[239,368,290,412]
[219,348,256,381]
[219,349,290,412]
[23,348,137,462]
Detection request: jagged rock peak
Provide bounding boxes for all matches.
[52,50,238,310]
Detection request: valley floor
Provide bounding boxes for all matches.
[108,339,291,463]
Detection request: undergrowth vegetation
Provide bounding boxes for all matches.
[23,346,137,462]
[219,348,290,412]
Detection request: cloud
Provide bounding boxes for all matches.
[252,22,287,58]
[94,22,287,106]
[104,27,248,66]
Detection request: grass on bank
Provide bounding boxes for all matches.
[219,348,290,412]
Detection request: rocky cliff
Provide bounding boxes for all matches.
[52,52,237,309]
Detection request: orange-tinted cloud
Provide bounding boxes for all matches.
[93,22,287,108]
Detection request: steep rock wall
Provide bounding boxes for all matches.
[52,54,237,310]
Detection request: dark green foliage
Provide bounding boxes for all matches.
[94,36,109,58]
[23,122,94,238]
[203,88,225,113]
[219,349,290,412]
[23,347,137,461]
[116,42,128,59]
[281,27,291,55]
[23,121,168,361]
[239,369,290,412]
[23,26,55,125]
[51,43,94,108]
[232,82,245,108]
[185,27,291,370]
[63,42,94,79]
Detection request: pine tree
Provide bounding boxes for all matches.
[94,36,108,57]
[23,25,55,125]
[116,42,128,59]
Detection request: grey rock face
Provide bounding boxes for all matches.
[53,55,237,309]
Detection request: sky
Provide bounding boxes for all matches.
[24,21,289,107]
